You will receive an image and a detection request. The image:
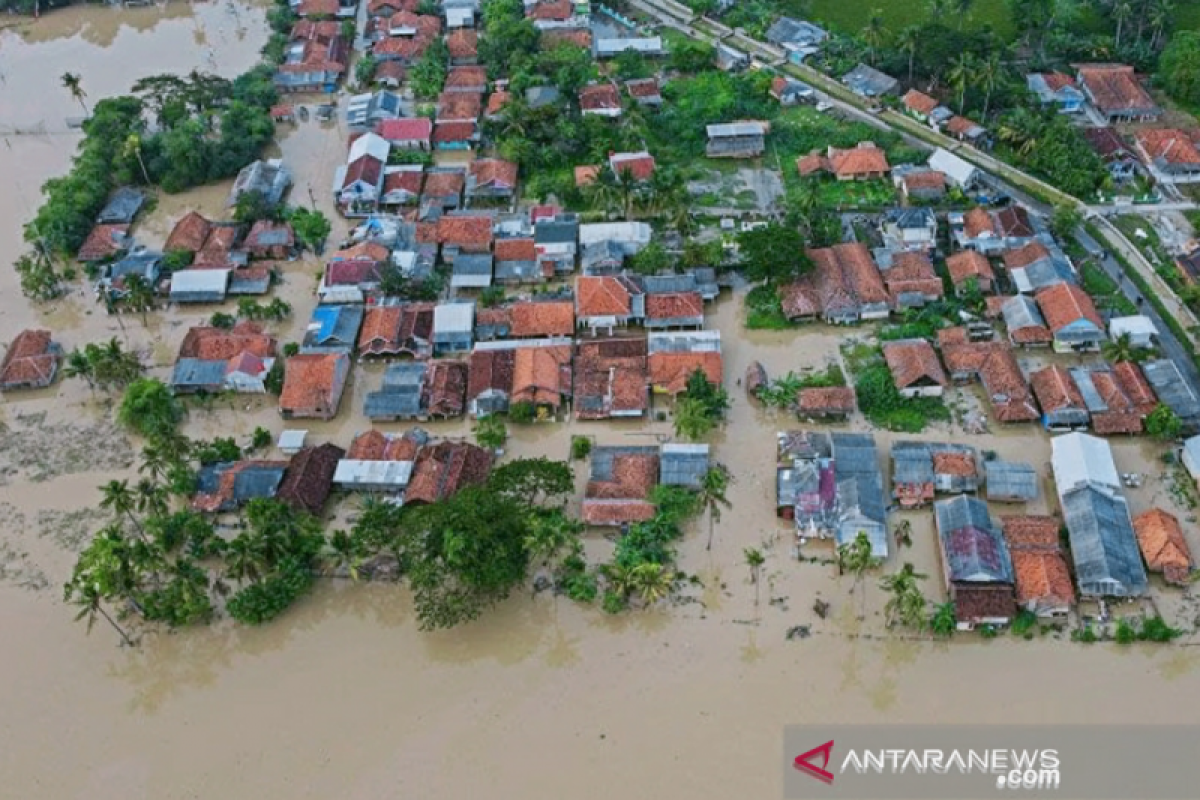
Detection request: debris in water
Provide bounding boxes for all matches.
[786,625,811,640]
[813,599,830,619]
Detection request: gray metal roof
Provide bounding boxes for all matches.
[647,330,721,354]
[451,254,494,288]
[831,432,887,553]
[1002,295,1046,330]
[660,443,710,488]
[1062,483,1148,597]
[228,270,272,295]
[892,441,934,485]
[171,358,227,389]
[589,445,659,482]
[984,460,1038,501]
[434,302,475,335]
[706,121,768,138]
[1142,359,1200,421]
[766,16,827,47]
[229,159,291,207]
[233,465,286,504]
[97,187,146,224]
[778,430,832,461]
[883,207,935,231]
[842,63,898,96]
[493,260,539,282]
[535,215,579,244]
[302,304,364,352]
[934,495,1012,583]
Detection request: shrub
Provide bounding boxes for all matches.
[1114,618,1138,645]
[1139,616,1183,642]
[507,401,537,423]
[570,435,592,460]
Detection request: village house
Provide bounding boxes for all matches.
[937,330,1040,423]
[358,302,435,359]
[467,339,573,417]
[346,90,404,132]
[1026,72,1086,113]
[1082,127,1140,182]
[945,115,988,147]
[333,428,425,494]
[881,251,943,309]
[422,169,466,210]
[769,76,813,106]
[228,159,291,208]
[1001,515,1075,618]
[715,42,750,71]
[927,147,979,190]
[1075,63,1161,122]
[579,82,622,117]
[526,0,574,26]
[294,0,357,18]
[275,20,349,93]
[647,331,722,397]
[765,17,827,63]
[1183,435,1200,487]
[1029,365,1090,430]
[841,63,897,98]
[891,441,936,508]
[433,302,474,355]
[1133,508,1193,585]
[880,208,937,252]
[985,460,1039,503]
[437,214,494,262]
[405,440,493,505]
[493,237,540,284]
[1069,363,1155,435]
[275,443,346,515]
[1108,315,1157,349]
[169,270,230,305]
[302,304,365,353]
[0,330,62,391]
[444,65,487,93]
[901,89,952,127]
[953,206,1038,254]
[660,443,711,490]
[609,151,656,182]
[77,223,131,263]
[243,220,295,260]
[485,89,512,118]
[582,445,660,527]
[594,33,664,59]
[1001,295,1053,347]
[510,299,575,338]
[443,0,478,29]
[433,120,479,151]
[534,213,578,275]
[706,121,769,159]
[474,306,512,341]
[574,337,649,420]
[279,352,351,420]
[799,142,891,181]
[642,271,719,303]
[946,250,995,294]
[831,432,889,558]
[374,61,406,88]
[1002,240,1075,293]
[893,166,946,202]
[96,187,145,226]
[336,133,390,216]
[935,496,1016,630]
[191,461,288,514]
[97,250,164,300]
[796,386,856,421]
[781,243,888,324]
[1036,283,1105,352]
[466,158,518,202]
[883,339,947,398]
[446,28,478,64]
[1142,359,1200,428]
[450,253,494,289]
[320,243,390,304]
[436,89,483,122]
[373,13,442,64]
[377,117,433,150]
[644,291,704,330]
[1134,128,1200,182]
[575,274,645,335]
[381,165,425,207]
[364,360,468,421]
[776,431,836,532]
[173,323,276,394]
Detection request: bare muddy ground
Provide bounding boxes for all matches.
[2,5,1200,800]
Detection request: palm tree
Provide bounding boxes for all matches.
[895,25,920,84]
[953,0,974,29]
[744,547,765,607]
[976,52,1002,120]
[122,134,152,185]
[224,534,267,585]
[1102,331,1139,363]
[879,563,928,629]
[861,9,887,66]
[61,72,88,114]
[133,478,168,519]
[603,562,637,599]
[139,445,172,486]
[1149,0,1174,50]
[63,348,94,390]
[324,530,359,579]
[523,511,582,568]
[698,464,732,551]
[927,0,952,17]
[630,562,674,606]
[672,397,715,441]
[66,581,136,647]
[948,52,976,114]
[615,167,641,221]
[1113,0,1133,48]
[585,167,622,217]
[123,274,155,325]
[100,479,145,539]
[997,107,1043,156]
[837,531,880,618]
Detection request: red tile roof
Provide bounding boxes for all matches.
[511,344,573,407]
[585,452,659,501]
[885,251,943,303]
[0,330,59,389]
[541,27,592,49]
[446,28,478,60]
[796,386,856,416]
[1077,64,1156,115]
[902,89,939,115]
[423,360,468,417]
[626,77,661,99]
[574,165,600,187]
[1029,365,1085,414]
[1135,128,1200,166]
[332,241,390,263]
[485,90,512,116]
[645,291,703,321]
[383,167,424,198]
[179,322,276,361]
[902,169,946,193]
[276,443,345,514]
[945,115,983,137]
[1003,515,1075,608]
[582,499,657,525]
[77,223,129,261]
[510,300,575,337]
[437,90,483,120]
[580,83,621,112]
[436,215,493,248]
[609,151,656,181]
[1133,508,1192,584]
[574,338,648,419]
[883,339,947,390]
[432,120,476,144]
[1113,361,1157,415]
[165,211,212,253]
[963,207,995,239]
[648,351,723,395]
[494,237,536,262]
[343,155,385,191]
[576,275,638,318]
[377,117,432,142]
[296,0,339,16]
[980,348,1039,422]
[445,66,487,90]
[405,440,492,504]
[468,348,515,402]
[422,170,465,199]
[828,142,889,178]
[279,353,346,416]
[1035,283,1103,333]
[1042,72,1075,91]
[946,250,995,287]
[469,158,518,190]
[528,0,573,21]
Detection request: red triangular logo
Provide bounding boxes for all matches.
[794,740,835,784]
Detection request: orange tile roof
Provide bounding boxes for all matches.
[645,291,703,321]
[580,83,621,111]
[1029,365,1085,414]
[511,345,573,407]
[885,251,943,302]
[946,250,995,286]
[582,499,657,525]
[962,208,995,239]
[1001,515,1075,608]
[882,339,947,389]
[469,158,518,189]
[796,386,856,415]
[626,77,661,99]
[1077,64,1156,115]
[0,329,59,388]
[902,89,939,115]
[446,28,478,60]
[1002,241,1051,270]
[945,115,983,136]
[77,223,129,261]
[585,452,659,500]
[1042,72,1075,90]
[609,152,656,181]
[902,170,946,192]
[648,351,723,395]
[436,215,493,248]
[1133,508,1192,584]
[422,170,464,200]
[796,151,829,177]
[332,242,390,263]
[179,322,276,361]
[932,450,976,477]
[574,338,649,419]
[528,0,572,21]
[1113,361,1157,415]
[576,275,636,317]
[541,27,592,48]
[979,348,1039,422]
[358,306,403,352]
[827,142,889,178]
[384,168,424,198]
[1035,283,1103,333]
[437,90,483,120]
[485,90,512,116]
[406,440,492,505]
[575,165,600,187]
[1001,515,1060,549]
[1135,128,1200,166]
[165,211,212,253]
[445,65,487,90]
[279,353,345,416]
[432,120,476,144]
[779,282,821,319]
[510,300,574,337]
[495,237,536,262]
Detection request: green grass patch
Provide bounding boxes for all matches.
[744,284,792,330]
[805,0,1015,38]
[1079,262,1138,316]
[813,178,896,210]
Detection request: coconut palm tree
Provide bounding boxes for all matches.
[224,534,267,585]
[895,25,920,84]
[976,51,1002,120]
[879,563,928,629]
[1102,331,1139,364]
[324,530,360,579]
[698,464,732,551]
[837,531,880,618]
[66,580,136,647]
[630,562,674,605]
[996,107,1044,156]
[122,133,152,185]
[61,72,88,114]
[100,479,145,540]
[861,9,887,66]
[1113,0,1133,48]
[139,444,172,486]
[744,547,765,607]
[948,52,977,114]
[602,562,637,599]
[585,167,622,217]
[523,511,582,568]
[927,0,952,17]
[1149,0,1174,50]
[614,167,641,221]
[123,274,156,326]
[953,0,974,29]
[672,397,715,441]
[62,348,95,390]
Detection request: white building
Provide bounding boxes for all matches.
[1050,431,1120,498]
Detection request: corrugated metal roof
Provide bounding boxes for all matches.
[333,459,413,487]
[434,302,475,333]
[647,330,721,353]
[934,496,1012,583]
[1143,359,1200,421]
[985,460,1038,501]
[1062,483,1147,597]
[590,445,658,482]
[1051,431,1120,497]
[660,443,710,488]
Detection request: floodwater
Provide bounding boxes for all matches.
[2,5,1200,799]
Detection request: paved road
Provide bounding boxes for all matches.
[1075,225,1200,389]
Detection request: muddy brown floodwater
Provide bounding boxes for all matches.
[3,5,1200,799]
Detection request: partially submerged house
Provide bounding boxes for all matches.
[0,330,62,391]
[405,439,492,505]
[493,237,540,284]
[796,386,856,420]
[244,220,295,260]
[191,460,288,513]
[781,243,888,325]
[333,428,428,493]
[1132,508,1193,586]
[582,445,660,527]
[647,330,722,396]
[432,302,475,355]
[467,339,573,417]
[302,304,365,354]
[985,460,1039,503]
[882,339,947,398]
[891,441,978,508]
[881,251,943,309]
[1001,295,1053,348]
[466,158,519,201]
[575,274,645,335]
[97,187,146,225]
[1070,363,1155,436]
[228,159,291,208]
[937,333,1039,423]
[276,443,346,515]
[358,302,435,358]
[1002,515,1075,618]
[364,359,468,420]
[346,90,404,132]
[275,20,349,93]
[1061,482,1148,598]
[660,443,710,490]
[831,432,888,559]
[1036,283,1104,352]
[777,431,837,534]
[934,495,1015,630]
[574,337,649,420]
[279,353,351,420]
[1029,365,1089,430]
[1141,359,1200,428]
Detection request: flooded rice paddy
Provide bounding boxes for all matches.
[1,4,1200,798]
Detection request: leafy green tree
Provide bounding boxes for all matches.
[879,563,928,630]
[1146,403,1183,441]
[629,241,674,275]
[474,414,508,451]
[287,207,331,251]
[861,8,888,65]
[118,378,183,439]
[698,464,732,551]
[123,273,156,325]
[13,253,63,302]
[1159,31,1200,105]
[489,457,573,506]
[523,509,584,569]
[930,601,957,637]
[411,37,450,98]
[1050,204,1083,240]
[64,579,135,647]
[737,223,812,284]
[668,39,715,73]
